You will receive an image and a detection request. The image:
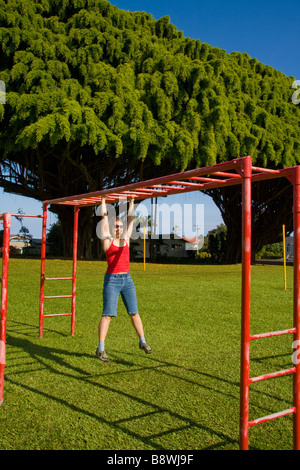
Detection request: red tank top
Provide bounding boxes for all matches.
[105,239,130,273]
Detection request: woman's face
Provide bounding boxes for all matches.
[112,220,124,239]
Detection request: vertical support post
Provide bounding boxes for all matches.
[293,166,300,450]
[283,224,287,290]
[39,204,48,338]
[71,206,79,336]
[239,156,252,450]
[0,212,11,405]
[144,226,146,271]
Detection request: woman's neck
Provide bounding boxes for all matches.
[113,238,126,246]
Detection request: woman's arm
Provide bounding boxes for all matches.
[126,198,135,242]
[100,196,112,252]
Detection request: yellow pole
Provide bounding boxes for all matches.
[144,226,146,271]
[283,224,287,290]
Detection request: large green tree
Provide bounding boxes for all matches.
[1,0,300,259]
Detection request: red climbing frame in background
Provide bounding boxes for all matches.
[0,213,43,405]
[39,204,78,339]
[0,212,10,405]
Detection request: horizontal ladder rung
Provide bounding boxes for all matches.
[45,277,73,281]
[42,313,72,318]
[249,367,296,384]
[248,407,296,427]
[250,328,296,340]
[44,295,72,299]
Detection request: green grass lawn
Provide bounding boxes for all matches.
[0,258,296,450]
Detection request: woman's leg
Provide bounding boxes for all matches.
[96,316,111,361]
[121,275,152,354]
[98,315,112,343]
[97,274,120,360]
[131,313,152,353]
[130,313,144,338]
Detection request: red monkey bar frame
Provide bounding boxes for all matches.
[41,155,300,449]
[1,156,299,449]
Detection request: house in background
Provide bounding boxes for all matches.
[9,234,31,254]
[285,236,294,261]
[8,235,50,255]
[131,234,201,260]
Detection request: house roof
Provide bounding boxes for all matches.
[182,237,197,243]
[10,234,31,241]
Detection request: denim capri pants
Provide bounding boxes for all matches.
[102,273,139,317]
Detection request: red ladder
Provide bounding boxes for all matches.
[249,328,296,424]
[240,326,298,449]
[39,206,79,338]
[240,163,300,450]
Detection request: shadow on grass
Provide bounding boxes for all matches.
[4,320,290,451]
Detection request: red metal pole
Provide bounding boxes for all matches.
[71,207,79,336]
[0,213,11,404]
[39,204,48,338]
[239,156,252,450]
[293,166,300,450]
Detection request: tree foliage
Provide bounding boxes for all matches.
[208,223,227,264]
[0,0,300,257]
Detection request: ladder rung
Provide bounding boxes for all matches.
[249,367,296,384]
[42,313,72,318]
[44,277,73,281]
[250,328,296,340]
[44,295,73,299]
[248,407,296,427]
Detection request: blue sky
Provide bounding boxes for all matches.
[111,0,299,78]
[1,0,299,237]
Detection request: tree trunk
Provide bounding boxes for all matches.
[51,205,95,259]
